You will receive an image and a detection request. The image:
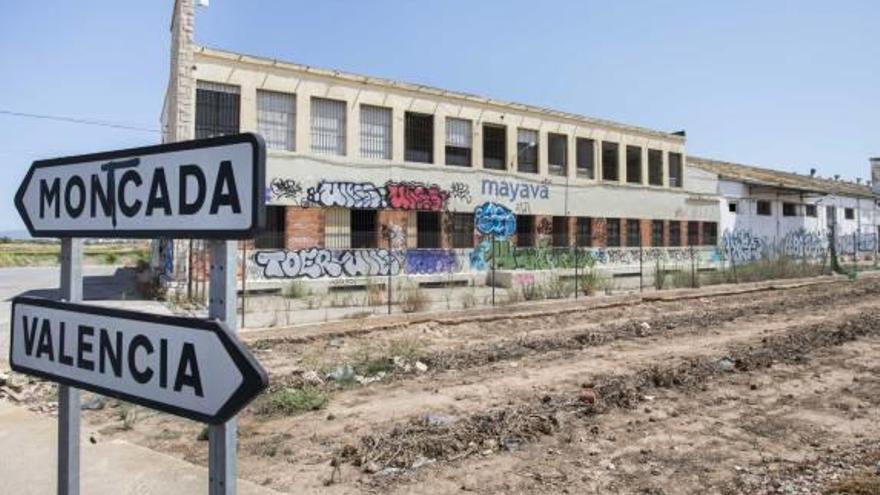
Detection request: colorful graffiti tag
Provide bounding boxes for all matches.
[405,249,460,274]
[254,248,401,279]
[386,182,450,211]
[474,202,516,239]
[302,180,451,211]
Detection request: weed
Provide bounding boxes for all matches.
[116,402,139,430]
[579,268,607,296]
[460,288,478,309]
[653,260,668,290]
[257,386,329,415]
[365,280,385,307]
[103,252,119,264]
[545,277,574,299]
[503,287,523,305]
[389,337,424,362]
[399,285,430,313]
[521,281,545,301]
[351,344,394,376]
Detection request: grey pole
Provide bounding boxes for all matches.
[208,240,238,495]
[58,238,82,495]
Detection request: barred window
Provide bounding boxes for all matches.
[576,138,595,179]
[257,90,295,151]
[445,118,472,167]
[805,204,817,217]
[483,124,506,170]
[606,218,621,247]
[669,152,683,188]
[703,222,718,245]
[517,214,535,247]
[783,203,798,217]
[648,149,663,186]
[626,219,641,247]
[602,142,619,181]
[626,146,642,184]
[417,212,441,248]
[360,105,392,159]
[195,81,240,139]
[405,112,433,163]
[576,217,592,246]
[450,213,475,248]
[350,209,377,249]
[311,97,346,156]
[687,221,700,246]
[552,216,568,247]
[517,128,538,174]
[652,220,665,247]
[669,221,682,246]
[548,133,568,176]
[757,200,772,216]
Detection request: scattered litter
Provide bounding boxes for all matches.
[326,365,355,382]
[717,358,736,372]
[414,361,428,373]
[302,370,324,386]
[80,396,106,411]
[424,412,457,427]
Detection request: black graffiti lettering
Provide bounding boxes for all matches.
[99,329,123,378]
[118,169,143,218]
[128,334,154,384]
[63,175,86,219]
[145,168,172,216]
[209,160,241,214]
[76,325,95,371]
[174,342,204,397]
[39,178,61,219]
[178,164,206,215]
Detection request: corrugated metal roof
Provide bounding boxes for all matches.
[689,156,875,198]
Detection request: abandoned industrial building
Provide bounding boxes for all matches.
[158,0,880,298]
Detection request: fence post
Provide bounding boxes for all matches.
[491,234,496,307]
[690,244,696,288]
[574,245,579,300]
[638,236,644,293]
[387,235,393,315]
[729,245,738,283]
[854,231,858,267]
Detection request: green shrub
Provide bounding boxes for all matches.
[257,386,329,415]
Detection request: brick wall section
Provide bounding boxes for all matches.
[681,221,690,247]
[663,220,671,248]
[378,210,410,248]
[286,207,324,249]
[640,219,653,248]
[592,218,608,247]
[567,217,578,247]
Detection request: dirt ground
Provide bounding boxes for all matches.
[5,275,880,494]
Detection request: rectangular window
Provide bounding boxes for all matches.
[626,146,642,184]
[450,213,474,248]
[648,149,663,186]
[416,211,441,248]
[255,206,286,249]
[195,81,240,139]
[350,209,377,249]
[576,217,592,246]
[311,97,346,156]
[552,216,568,247]
[516,214,534,247]
[805,204,817,217]
[548,133,568,176]
[845,208,855,220]
[669,152,683,188]
[651,220,665,247]
[360,105,392,159]
[782,202,798,217]
[576,138,595,179]
[606,218,621,247]
[728,202,738,214]
[702,222,718,245]
[405,112,434,163]
[483,124,506,170]
[626,219,641,247]
[517,129,539,173]
[602,142,619,181]
[669,221,682,247]
[757,200,772,216]
[687,221,700,246]
[257,90,295,151]
[445,118,472,167]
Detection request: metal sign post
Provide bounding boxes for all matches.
[58,238,82,495]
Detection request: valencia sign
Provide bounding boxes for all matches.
[10,297,268,424]
[14,133,265,239]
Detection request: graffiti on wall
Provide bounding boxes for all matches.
[481,179,550,202]
[254,248,402,279]
[781,229,826,259]
[405,249,460,274]
[302,180,451,211]
[449,182,472,204]
[722,229,767,263]
[268,178,303,202]
[722,227,877,262]
[386,182,450,211]
[474,202,516,239]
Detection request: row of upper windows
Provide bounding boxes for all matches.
[730,200,855,219]
[194,81,684,187]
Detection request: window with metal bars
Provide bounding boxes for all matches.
[576,138,595,179]
[417,212,441,248]
[648,149,663,186]
[602,142,619,181]
[805,204,817,217]
[360,105,392,159]
[548,133,568,176]
[552,216,568,247]
[254,206,286,249]
[405,112,433,163]
[783,203,798,217]
[606,218,621,247]
[576,217,592,246]
[257,90,295,151]
[450,213,474,248]
[669,221,682,247]
[195,81,240,139]
[445,118,472,166]
[757,200,772,216]
[702,222,718,245]
[626,146,642,184]
[669,152,683,188]
[651,220,665,247]
[350,209,377,249]
[311,97,347,156]
[626,219,641,247]
[517,129,538,174]
[687,221,700,246]
[483,124,506,170]
[516,214,534,247]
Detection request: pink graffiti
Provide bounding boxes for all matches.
[386,182,450,211]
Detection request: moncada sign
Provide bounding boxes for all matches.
[14,133,266,239]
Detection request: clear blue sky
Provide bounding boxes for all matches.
[1,1,877,232]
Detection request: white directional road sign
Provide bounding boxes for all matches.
[10,297,268,423]
[14,133,265,239]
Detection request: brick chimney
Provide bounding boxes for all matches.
[164,0,196,143]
